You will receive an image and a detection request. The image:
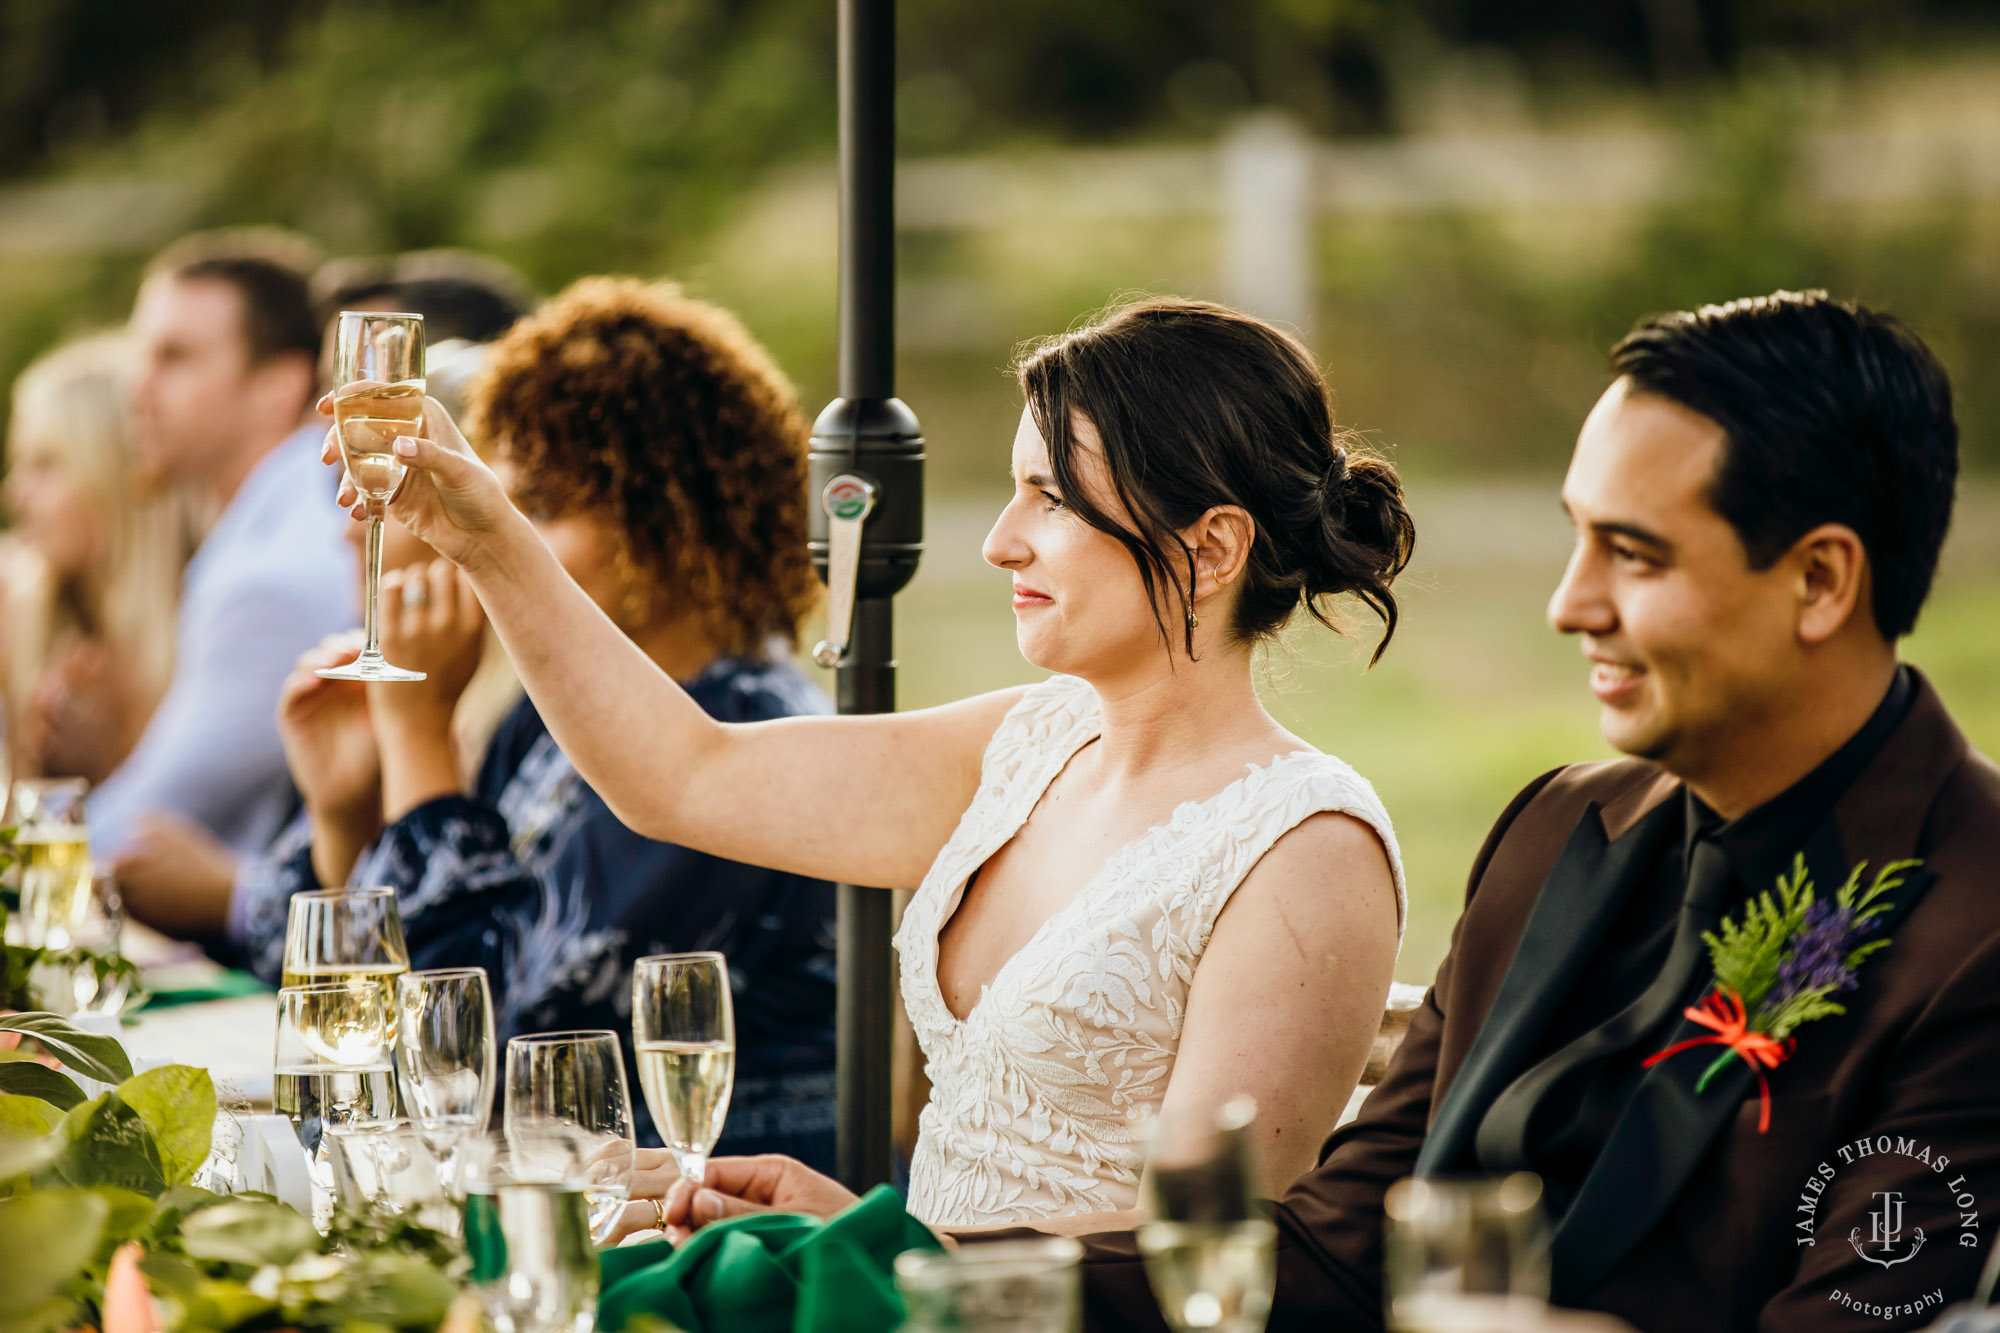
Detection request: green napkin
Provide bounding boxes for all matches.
[598,1185,943,1333]
[135,968,270,1011]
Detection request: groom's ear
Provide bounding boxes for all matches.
[1789,522,1873,646]
[1185,505,1255,601]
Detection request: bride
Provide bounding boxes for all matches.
[333,296,1414,1232]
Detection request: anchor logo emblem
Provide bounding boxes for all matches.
[1850,1190,1926,1268]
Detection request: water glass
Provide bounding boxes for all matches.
[275,980,398,1229]
[397,967,496,1187]
[1383,1173,1551,1333]
[11,777,92,948]
[631,951,735,1185]
[1137,1098,1275,1333]
[461,1136,599,1333]
[897,1238,1084,1333]
[328,1117,447,1226]
[505,1031,636,1244]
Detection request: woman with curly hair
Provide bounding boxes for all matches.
[275,277,838,1167]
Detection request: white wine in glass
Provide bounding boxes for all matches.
[275,980,399,1230]
[1138,1098,1276,1333]
[11,778,93,949]
[319,309,426,683]
[282,887,411,1046]
[631,952,735,1185]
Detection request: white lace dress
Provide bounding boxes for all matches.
[893,674,1405,1227]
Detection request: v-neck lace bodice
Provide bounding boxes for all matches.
[893,674,1405,1226]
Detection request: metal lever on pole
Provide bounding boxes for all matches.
[812,476,879,668]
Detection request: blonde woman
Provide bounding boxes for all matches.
[2,335,190,784]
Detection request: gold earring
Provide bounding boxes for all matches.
[1187,606,1199,632]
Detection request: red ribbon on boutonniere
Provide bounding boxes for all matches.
[1642,854,1921,1134]
[1642,988,1795,1132]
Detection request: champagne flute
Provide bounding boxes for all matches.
[319,309,427,683]
[275,980,399,1230]
[504,1031,636,1244]
[10,778,92,948]
[631,951,735,1185]
[397,967,496,1188]
[461,1135,600,1333]
[1137,1097,1276,1333]
[1383,1174,1551,1333]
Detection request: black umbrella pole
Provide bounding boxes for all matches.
[813,0,923,1193]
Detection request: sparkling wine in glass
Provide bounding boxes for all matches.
[1138,1097,1276,1333]
[504,1031,636,1244]
[320,309,426,683]
[1383,1173,1551,1333]
[398,967,496,1188]
[275,980,399,1229]
[11,778,93,949]
[631,951,735,1186]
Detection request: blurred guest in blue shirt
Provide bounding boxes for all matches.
[85,231,354,876]
[248,278,840,1168]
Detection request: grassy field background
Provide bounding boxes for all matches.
[833,479,2000,983]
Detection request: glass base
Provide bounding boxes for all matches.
[317,652,426,682]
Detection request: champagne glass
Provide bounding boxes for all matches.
[504,1031,636,1244]
[897,1239,1084,1333]
[275,980,399,1229]
[1137,1098,1276,1333]
[631,951,735,1185]
[1383,1174,1551,1333]
[283,887,411,1029]
[398,967,496,1189]
[461,1136,599,1333]
[319,309,427,683]
[36,873,131,1016]
[11,778,92,948]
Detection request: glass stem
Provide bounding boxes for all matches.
[362,512,385,658]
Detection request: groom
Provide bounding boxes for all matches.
[1063,290,2000,1332]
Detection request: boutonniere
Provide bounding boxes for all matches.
[1643,853,1921,1132]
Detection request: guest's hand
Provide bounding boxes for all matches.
[654,1155,860,1243]
[109,813,239,938]
[31,638,146,785]
[373,559,485,728]
[278,633,383,884]
[320,393,519,572]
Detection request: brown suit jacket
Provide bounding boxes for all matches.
[1067,671,2000,1332]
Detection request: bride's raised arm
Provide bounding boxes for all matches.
[327,393,1019,891]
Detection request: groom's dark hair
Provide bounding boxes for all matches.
[1611,290,1957,640]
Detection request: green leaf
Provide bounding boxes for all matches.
[0,1055,86,1109]
[342,1252,459,1325]
[0,1090,64,1136]
[55,1092,168,1195]
[0,1128,61,1185]
[0,1187,109,1318]
[177,1197,320,1268]
[91,1184,162,1253]
[117,1064,215,1186]
[0,1011,133,1083]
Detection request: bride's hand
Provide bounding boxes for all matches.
[319,391,517,570]
[613,1154,861,1244]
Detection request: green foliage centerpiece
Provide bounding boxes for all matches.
[0,1010,462,1333]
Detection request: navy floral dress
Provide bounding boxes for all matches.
[237,657,838,1169]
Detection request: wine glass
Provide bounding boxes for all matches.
[1137,1097,1276,1333]
[11,777,92,948]
[504,1031,636,1244]
[283,886,411,1023]
[397,967,496,1189]
[461,1135,600,1333]
[327,1117,446,1227]
[896,1239,1085,1333]
[631,951,735,1185]
[275,980,399,1230]
[1383,1173,1551,1333]
[319,309,427,683]
[36,873,131,1017]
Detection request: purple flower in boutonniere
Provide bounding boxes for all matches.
[1644,854,1920,1132]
